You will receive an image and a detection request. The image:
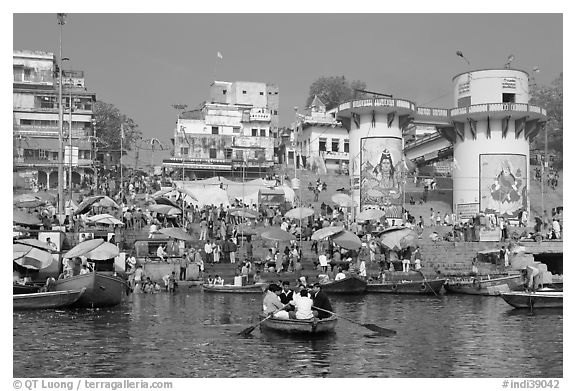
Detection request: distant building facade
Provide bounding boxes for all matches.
[164,80,279,178]
[13,50,96,190]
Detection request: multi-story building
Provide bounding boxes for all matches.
[164,80,279,178]
[13,50,96,190]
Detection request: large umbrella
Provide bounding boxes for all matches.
[284,207,315,220]
[331,193,356,207]
[311,226,344,241]
[74,196,105,215]
[82,242,120,260]
[13,210,41,226]
[158,227,195,242]
[261,227,296,242]
[331,230,362,250]
[63,238,105,259]
[356,209,386,221]
[380,227,418,251]
[13,244,54,270]
[87,214,124,226]
[14,238,54,252]
[154,197,182,208]
[14,195,46,209]
[235,223,257,236]
[229,208,259,219]
[93,196,119,209]
[149,204,181,215]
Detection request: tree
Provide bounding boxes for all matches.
[93,101,142,164]
[305,76,368,111]
[529,73,563,157]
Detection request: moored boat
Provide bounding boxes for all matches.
[13,283,42,295]
[500,290,563,309]
[367,278,446,295]
[203,283,267,294]
[52,272,126,308]
[13,288,86,310]
[259,315,338,335]
[320,275,367,294]
[444,274,523,296]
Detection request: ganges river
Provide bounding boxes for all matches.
[13,290,563,378]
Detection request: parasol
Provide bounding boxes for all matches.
[158,227,195,242]
[93,196,119,209]
[74,196,105,215]
[229,208,259,219]
[356,209,386,221]
[13,210,42,226]
[331,193,356,207]
[14,238,54,252]
[14,196,46,208]
[87,214,124,226]
[13,244,54,270]
[261,227,296,242]
[82,242,120,260]
[284,207,315,220]
[149,204,181,215]
[63,238,105,259]
[331,230,362,250]
[154,197,182,208]
[380,227,418,251]
[311,226,344,241]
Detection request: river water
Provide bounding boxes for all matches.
[13,290,562,378]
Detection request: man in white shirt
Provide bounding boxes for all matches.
[204,240,213,264]
[280,219,289,232]
[335,268,346,281]
[289,289,314,319]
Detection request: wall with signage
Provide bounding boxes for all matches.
[452,69,529,106]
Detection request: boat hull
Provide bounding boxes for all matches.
[260,315,337,335]
[52,272,126,308]
[13,284,41,295]
[501,291,563,309]
[367,279,445,295]
[320,276,367,294]
[203,284,266,294]
[13,288,86,310]
[444,275,523,296]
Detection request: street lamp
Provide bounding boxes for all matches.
[456,50,470,65]
[504,54,515,69]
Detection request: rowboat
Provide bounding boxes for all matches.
[259,315,338,335]
[500,290,563,309]
[444,274,523,296]
[367,278,446,295]
[13,288,86,310]
[13,283,41,295]
[320,275,367,294]
[203,283,267,294]
[52,272,126,308]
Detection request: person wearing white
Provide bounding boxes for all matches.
[414,258,422,271]
[552,219,561,239]
[156,245,167,261]
[402,257,410,272]
[358,259,367,277]
[318,252,328,272]
[290,289,314,319]
[262,284,289,320]
[335,270,346,281]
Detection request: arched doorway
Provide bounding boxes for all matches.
[71,171,81,187]
[48,172,59,189]
[37,171,48,188]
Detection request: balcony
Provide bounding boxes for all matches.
[337,97,417,117]
[248,112,271,122]
[449,102,547,121]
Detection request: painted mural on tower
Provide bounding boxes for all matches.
[480,154,527,218]
[360,137,403,217]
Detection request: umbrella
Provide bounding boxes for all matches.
[87,214,124,226]
[63,238,105,259]
[82,242,120,260]
[356,209,385,221]
[331,230,362,250]
[13,210,42,226]
[14,194,46,208]
[14,238,54,252]
[158,227,195,242]
[149,204,182,215]
[13,244,54,270]
[284,207,315,220]
[235,223,257,236]
[154,197,182,208]
[380,228,418,251]
[74,196,105,215]
[311,226,344,241]
[30,192,57,203]
[261,227,296,242]
[94,196,119,209]
[331,193,356,207]
[229,208,259,219]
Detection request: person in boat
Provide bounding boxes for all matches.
[289,288,314,320]
[263,283,290,319]
[253,270,262,284]
[279,281,294,308]
[46,237,57,252]
[317,273,331,284]
[156,245,168,262]
[207,275,215,285]
[358,258,367,278]
[311,283,334,319]
[335,267,346,281]
[214,275,224,286]
[79,264,90,275]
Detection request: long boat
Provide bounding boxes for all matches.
[13,283,41,295]
[320,275,367,294]
[367,278,446,295]
[259,315,338,335]
[52,272,126,308]
[13,288,86,310]
[202,283,267,294]
[444,274,523,296]
[500,290,563,309]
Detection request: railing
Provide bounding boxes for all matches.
[449,103,547,117]
[417,107,449,117]
[338,97,417,112]
[249,112,271,121]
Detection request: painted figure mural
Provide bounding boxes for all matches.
[480,154,527,217]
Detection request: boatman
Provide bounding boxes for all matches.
[263,284,289,319]
[310,283,334,319]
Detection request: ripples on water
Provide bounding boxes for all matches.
[13,290,562,378]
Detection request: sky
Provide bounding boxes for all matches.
[13,13,562,157]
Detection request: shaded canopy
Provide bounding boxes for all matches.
[261,227,296,242]
[331,230,362,250]
[311,226,344,241]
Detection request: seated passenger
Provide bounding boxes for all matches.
[262,283,289,319]
[289,289,314,320]
[335,267,346,281]
[206,275,215,285]
[214,275,224,285]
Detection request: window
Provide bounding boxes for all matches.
[260,129,266,137]
[222,89,227,95]
[209,149,217,159]
[24,69,31,82]
[332,138,340,152]
[225,148,233,159]
[273,110,278,115]
[242,90,247,94]
[274,92,278,95]
[260,92,264,95]
[251,128,257,137]
[457,96,471,108]
[20,119,32,126]
[180,147,189,156]
[344,140,350,153]
[13,67,23,82]
[319,138,327,152]
[211,126,219,135]
[236,150,244,160]
[232,127,240,134]
[502,93,516,103]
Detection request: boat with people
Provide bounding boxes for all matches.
[500,290,563,309]
[319,275,367,294]
[13,288,86,310]
[259,315,338,335]
[202,283,267,294]
[444,274,523,296]
[52,272,126,308]
[367,278,446,295]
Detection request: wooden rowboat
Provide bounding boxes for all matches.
[259,315,338,335]
[203,283,267,294]
[500,290,563,309]
[13,288,86,310]
[444,275,523,296]
[367,278,446,295]
[52,272,126,308]
[13,283,41,295]
[320,275,367,294]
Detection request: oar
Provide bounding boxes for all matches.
[238,305,289,336]
[418,270,439,297]
[312,306,396,335]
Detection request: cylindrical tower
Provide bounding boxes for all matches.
[336,97,416,221]
[449,69,546,220]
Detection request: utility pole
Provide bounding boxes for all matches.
[69,88,73,204]
[57,13,66,217]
